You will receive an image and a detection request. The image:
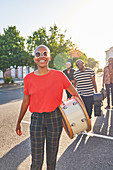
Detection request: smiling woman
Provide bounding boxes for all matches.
[16,44,83,170]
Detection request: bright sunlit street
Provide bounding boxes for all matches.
[1,0,113,170]
[0,73,113,170]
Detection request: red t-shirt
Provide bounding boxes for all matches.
[23,69,71,113]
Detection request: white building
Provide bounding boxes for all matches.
[0,66,34,78]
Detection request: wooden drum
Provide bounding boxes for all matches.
[59,97,91,139]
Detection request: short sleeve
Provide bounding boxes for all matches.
[61,71,71,89]
[23,77,29,95]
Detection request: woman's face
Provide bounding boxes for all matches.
[33,47,51,68]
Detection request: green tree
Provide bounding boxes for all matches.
[72,53,87,68]
[0,26,29,82]
[27,27,48,69]
[86,58,99,69]
[48,25,73,68]
[27,24,74,68]
[27,27,48,55]
[53,52,71,70]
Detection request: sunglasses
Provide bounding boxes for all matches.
[35,51,49,58]
[76,62,83,66]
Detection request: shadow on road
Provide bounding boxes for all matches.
[0,138,31,170]
[0,86,24,105]
[56,110,113,170]
[93,110,113,136]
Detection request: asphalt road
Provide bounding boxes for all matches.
[0,85,23,105]
[0,74,113,170]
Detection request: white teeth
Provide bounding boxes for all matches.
[39,60,45,63]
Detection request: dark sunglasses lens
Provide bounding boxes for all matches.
[35,52,40,57]
[76,62,82,66]
[43,51,47,57]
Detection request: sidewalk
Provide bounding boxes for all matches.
[0,78,24,88]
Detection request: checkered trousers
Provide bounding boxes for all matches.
[30,107,63,170]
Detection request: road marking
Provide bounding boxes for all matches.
[82,132,113,140]
[22,120,30,124]
[102,108,113,111]
[107,110,111,135]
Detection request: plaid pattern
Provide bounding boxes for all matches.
[30,107,63,170]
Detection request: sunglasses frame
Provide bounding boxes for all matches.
[76,62,83,66]
[35,51,49,58]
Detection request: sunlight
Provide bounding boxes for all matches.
[73,134,84,152]
[107,110,111,135]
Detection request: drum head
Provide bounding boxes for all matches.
[59,97,91,139]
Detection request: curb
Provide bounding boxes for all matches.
[0,82,24,88]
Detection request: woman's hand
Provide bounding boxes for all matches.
[16,123,23,136]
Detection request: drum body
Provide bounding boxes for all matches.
[59,97,91,139]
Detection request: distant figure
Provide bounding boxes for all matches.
[63,62,75,99]
[74,59,97,119]
[102,57,113,109]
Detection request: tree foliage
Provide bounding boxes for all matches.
[27,24,74,68]
[86,57,99,69]
[0,26,30,82]
[72,52,87,68]
[53,52,71,70]
[0,24,91,82]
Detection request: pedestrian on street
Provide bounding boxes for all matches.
[102,57,113,109]
[16,45,82,170]
[74,59,97,119]
[63,62,75,100]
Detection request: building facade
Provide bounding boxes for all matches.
[0,66,34,79]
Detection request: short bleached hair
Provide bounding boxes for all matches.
[34,45,50,56]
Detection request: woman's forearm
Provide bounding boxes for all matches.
[17,95,30,124]
[67,84,84,105]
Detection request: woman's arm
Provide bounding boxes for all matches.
[16,94,30,136]
[71,80,76,87]
[92,76,97,93]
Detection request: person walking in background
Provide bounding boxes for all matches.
[63,62,75,100]
[74,59,97,119]
[16,45,83,170]
[102,57,113,109]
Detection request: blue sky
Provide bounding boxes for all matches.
[1,0,113,68]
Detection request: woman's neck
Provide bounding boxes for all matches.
[34,67,50,75]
